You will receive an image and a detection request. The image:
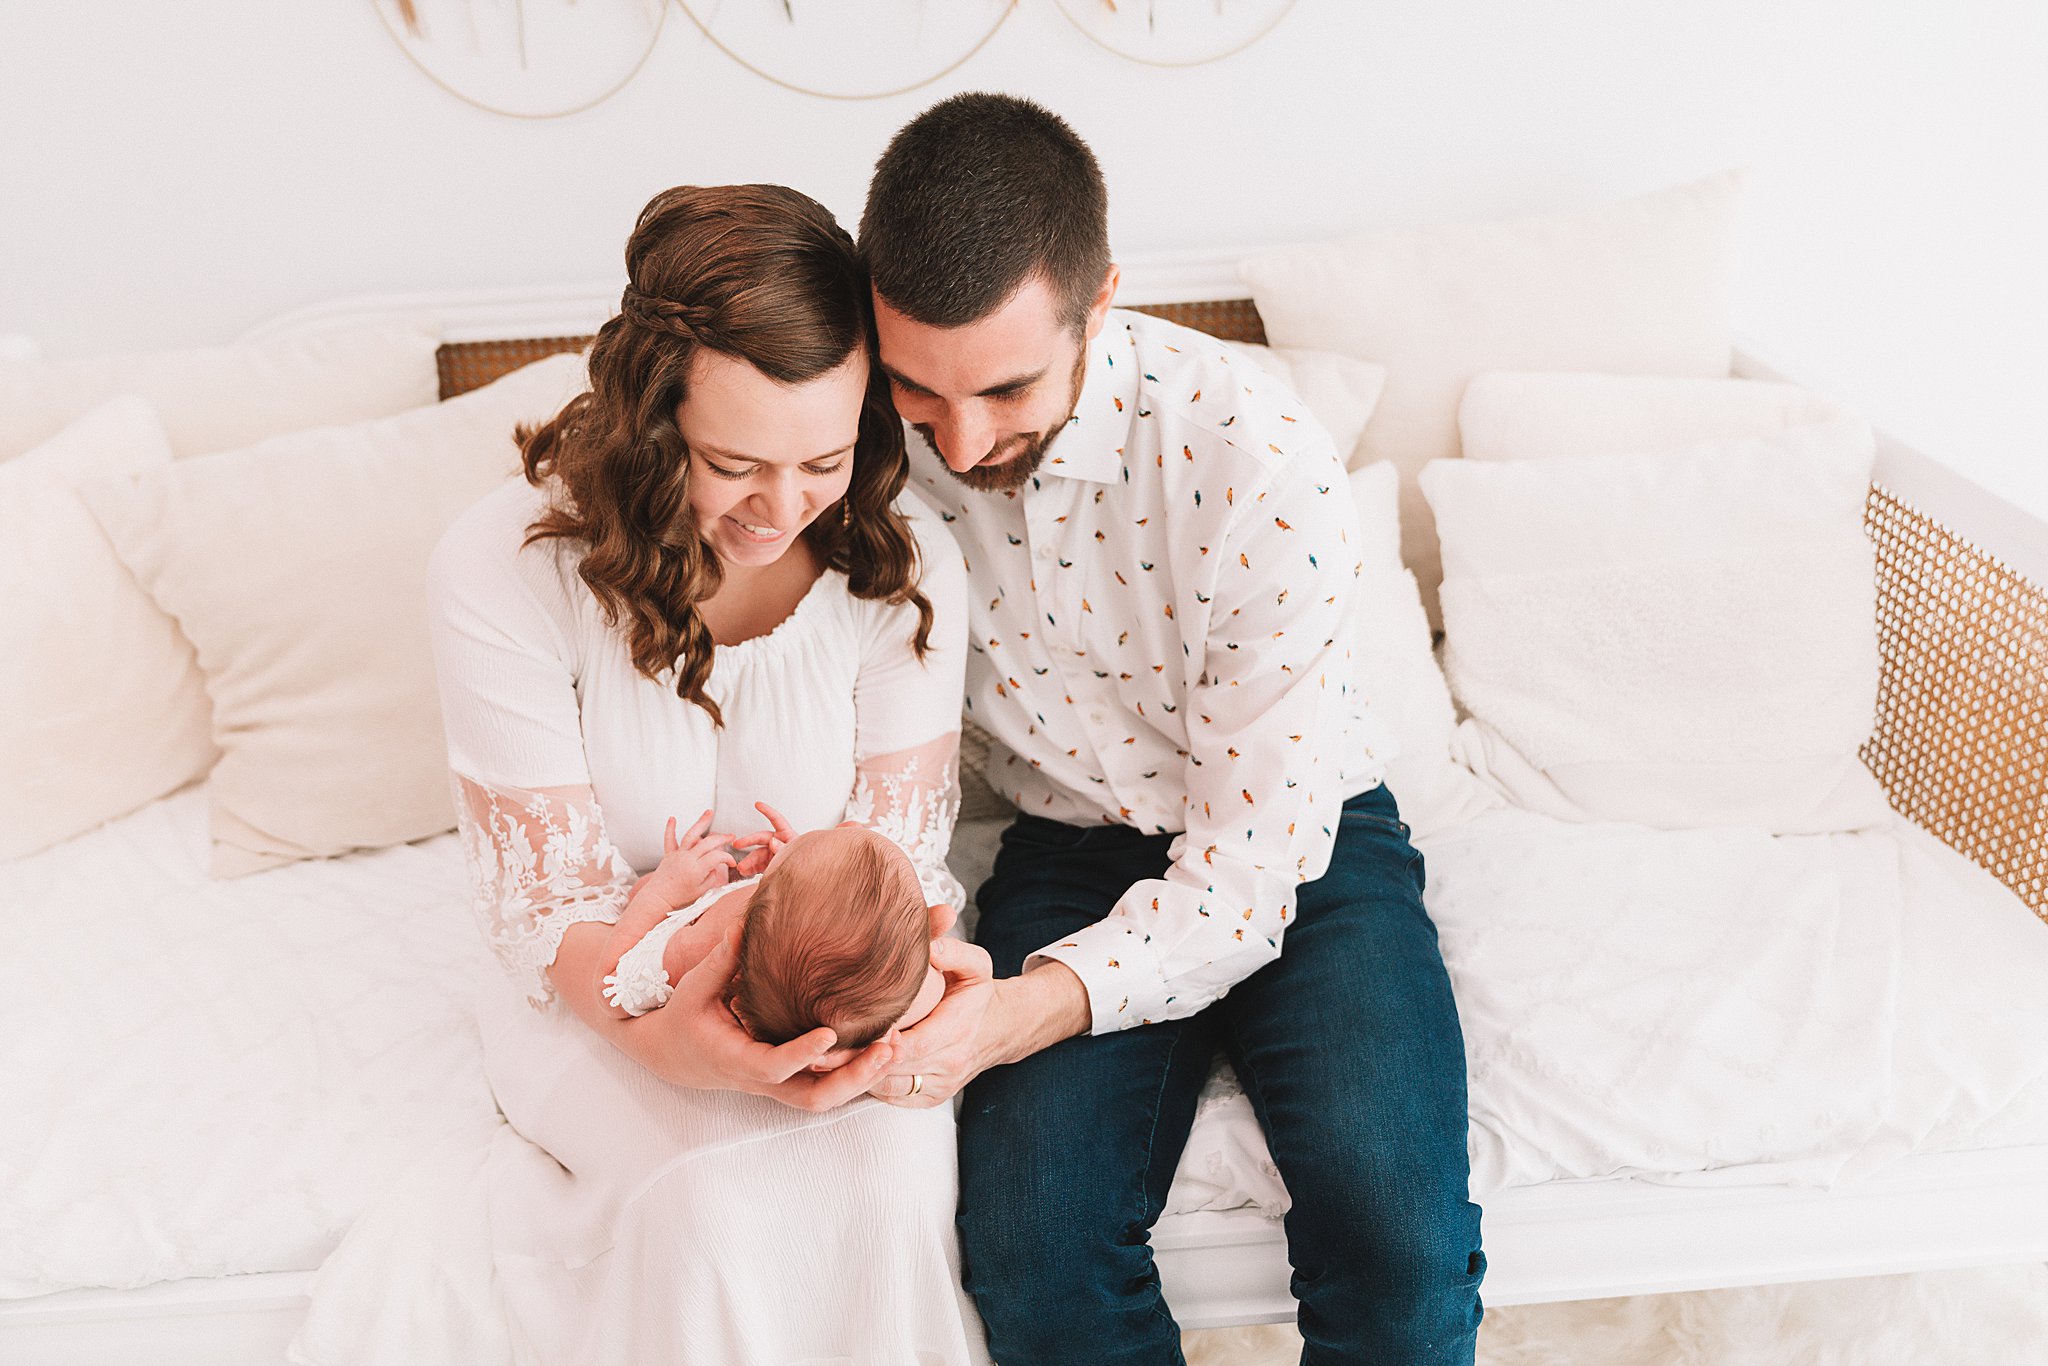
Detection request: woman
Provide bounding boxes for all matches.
[425,184,983,1363]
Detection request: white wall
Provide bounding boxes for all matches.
[3,1,2043,519]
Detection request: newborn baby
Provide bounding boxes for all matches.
[597,812,945,1054]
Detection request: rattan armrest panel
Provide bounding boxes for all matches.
[1863,485,2047,920]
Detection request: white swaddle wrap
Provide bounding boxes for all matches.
[599,874,762,1017]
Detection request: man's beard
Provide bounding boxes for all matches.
[915,343,1088,494]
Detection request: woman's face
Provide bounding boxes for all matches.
[676,348,865,569]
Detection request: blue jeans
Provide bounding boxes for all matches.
[956,783,1485,1364]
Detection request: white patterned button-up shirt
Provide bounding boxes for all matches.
[906,308,1391,1034]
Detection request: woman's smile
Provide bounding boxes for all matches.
[725,514,788,544]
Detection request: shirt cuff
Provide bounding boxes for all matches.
[1025,913,1167,1035]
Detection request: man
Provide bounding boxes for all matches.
[859,92,1485,1364]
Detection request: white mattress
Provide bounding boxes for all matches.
[5,789,2047,1299]
[951,804,2048,1220]
[0,786,499,1298]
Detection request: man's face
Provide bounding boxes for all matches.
[872,274,1105,493]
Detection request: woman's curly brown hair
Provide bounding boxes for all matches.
[517,184,932,726]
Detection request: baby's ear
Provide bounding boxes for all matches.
[927,902,957,938]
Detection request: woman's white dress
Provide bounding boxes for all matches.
[421,476,985,1366]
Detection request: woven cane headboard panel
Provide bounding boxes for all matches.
[436,298,2046,922]
[438,336,592,402]
[432,300,1268,402]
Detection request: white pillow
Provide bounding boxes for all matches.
[0,398,218,860]
[1421,419,1892,835]
[80,352,590,878]
[0,318,442,461]
[1347,463,1502,840]
[1221,342,1387,460]
[1460,371,1849,463]
[1240,170,1744,628]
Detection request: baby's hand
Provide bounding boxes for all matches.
[729,801,796,879]
[643,809,736,906]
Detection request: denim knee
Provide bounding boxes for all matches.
[1287,1184,1486,1365]
[957,1195,1174,1361]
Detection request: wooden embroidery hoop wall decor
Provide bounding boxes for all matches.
[376,0,668,118]
[672,0,1015,101]
[1054,0,1296,67]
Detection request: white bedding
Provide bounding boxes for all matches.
[0,786,498,1298]
[4,787,2046,1299]
[1156,809,2048,1220]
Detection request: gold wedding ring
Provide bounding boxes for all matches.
[907,1073,924,1097]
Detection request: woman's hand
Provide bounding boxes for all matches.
[630,924,899,1112]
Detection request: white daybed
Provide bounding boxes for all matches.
[3,258,2045,1363]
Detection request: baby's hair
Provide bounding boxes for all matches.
[732,828,929,1049]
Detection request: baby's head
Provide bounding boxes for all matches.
[730,825,941,1051]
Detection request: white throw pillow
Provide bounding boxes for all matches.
[1420,418,1893,834]
[0,398,218,860]
[1221,342,1387,460]
[0,318,442,461]
[80,352,589,877]
[1240,171,1744,628]
[1347,462,1501,840]
[1460,371,1849,463]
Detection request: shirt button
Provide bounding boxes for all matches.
[1034,544,1055,563]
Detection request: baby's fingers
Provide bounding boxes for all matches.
[663,815,678,855]
[754,801,795,841]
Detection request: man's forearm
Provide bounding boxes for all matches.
[987,960,1093,1067]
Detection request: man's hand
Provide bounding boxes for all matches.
[870,949,1091,1108]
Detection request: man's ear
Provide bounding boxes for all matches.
[928,901,958,938]
[1082,263,1121,342]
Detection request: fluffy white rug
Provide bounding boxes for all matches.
[1181,1263,2048,1365]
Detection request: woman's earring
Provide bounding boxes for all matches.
[840,499,852,529]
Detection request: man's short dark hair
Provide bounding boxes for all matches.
[860,92,1111,332]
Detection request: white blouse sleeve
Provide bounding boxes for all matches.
[450,777,636,1009]
[845,735,964,914]
[427,489,633,1009]
[844,503,970,911]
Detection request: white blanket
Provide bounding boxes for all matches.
[1164,809,2048,1217]
[5,788,2046,1309]
[0,786,498,1297]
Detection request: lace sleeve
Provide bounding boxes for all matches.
[843,733,964,914]
[452,772,636,1009]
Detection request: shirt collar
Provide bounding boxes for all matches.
[1038,314,1138,485]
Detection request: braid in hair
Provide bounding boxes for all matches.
[618,287,724,347]
[515,184,934,725]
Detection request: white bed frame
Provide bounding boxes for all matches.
[8,253,2046,1363]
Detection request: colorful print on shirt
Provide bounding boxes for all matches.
[905,309,1390,1033]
